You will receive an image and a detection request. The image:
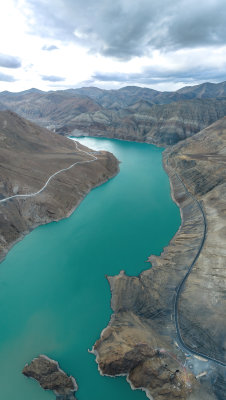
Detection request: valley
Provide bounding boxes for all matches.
[0,82,225,399]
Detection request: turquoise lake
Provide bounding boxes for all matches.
[0,138,180,400]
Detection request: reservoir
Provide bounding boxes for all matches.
[0,138,180,400]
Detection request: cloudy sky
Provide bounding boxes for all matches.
[0,0,226,92]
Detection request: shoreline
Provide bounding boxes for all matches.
[0,158,120,265]
[69,132,165,148]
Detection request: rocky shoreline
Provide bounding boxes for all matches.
[93,118,226,399]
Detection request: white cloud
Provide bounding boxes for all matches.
[0,0,225,92]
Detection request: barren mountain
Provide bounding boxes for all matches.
[60,98,226,146]
[165,117,226,364]
[177,81,226,99]
[73,86,159,109]
[1,82,226,138]
[73,81,226,108]
[0,110,119,260]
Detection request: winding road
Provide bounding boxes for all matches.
[173,172,226,368]
[1,139,225,368]
[0,141,98,204]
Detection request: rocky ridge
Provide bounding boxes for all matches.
[72,81,226,108]
[93,117,226,399]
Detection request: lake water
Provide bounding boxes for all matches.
[0,138,180,400]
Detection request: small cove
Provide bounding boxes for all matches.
[0,137,180,400]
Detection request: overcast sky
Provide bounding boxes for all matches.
[0,0,226,92]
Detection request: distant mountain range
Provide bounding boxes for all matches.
[1,81,226,145]
[73,81,226,108]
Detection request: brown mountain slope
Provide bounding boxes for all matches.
[59,98,226,146]
[165,117,226,364]
[93,117,226,400]
[0,110,119,260]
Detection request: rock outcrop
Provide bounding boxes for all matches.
[23,355,78,399]
[0,110,119,261]
[93,117,226,399]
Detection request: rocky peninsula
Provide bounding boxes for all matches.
[0,110,119,261]
[23,355,78,399]
[93,117,226,399]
